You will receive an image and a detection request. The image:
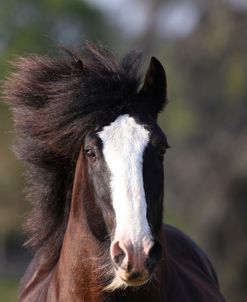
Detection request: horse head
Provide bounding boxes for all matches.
[81,57,168,290]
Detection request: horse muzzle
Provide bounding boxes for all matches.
[110,238,162,287]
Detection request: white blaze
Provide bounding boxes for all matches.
[98,114,151,244]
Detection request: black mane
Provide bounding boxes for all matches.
[4,43,142,262]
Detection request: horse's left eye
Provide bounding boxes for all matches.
[158,145,166,157]
[158,142,170,157]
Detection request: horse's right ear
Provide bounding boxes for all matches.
[71,59,84,76]
[138,57,167,119]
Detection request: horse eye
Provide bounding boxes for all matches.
[85,148,96,159]
[158,142,170,157]
[158,145,166,157]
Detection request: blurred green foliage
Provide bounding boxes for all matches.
[0,278,19,302]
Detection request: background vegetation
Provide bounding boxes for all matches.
[0,0,246,301]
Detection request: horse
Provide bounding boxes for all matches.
[4,43,226,302]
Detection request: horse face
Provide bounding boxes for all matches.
[84,56,168,289]
[84,112,168,289]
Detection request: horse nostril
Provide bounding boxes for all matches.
[111,241,126,266]
[145,241,162,272]
[114,253,125,266]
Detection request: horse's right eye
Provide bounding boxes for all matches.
[85,149,96,159]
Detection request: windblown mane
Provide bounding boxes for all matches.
[4,43,142,263]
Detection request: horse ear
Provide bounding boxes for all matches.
[138,57,167,118]
[71,59,84,76]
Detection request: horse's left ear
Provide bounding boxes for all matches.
[138,57,167,119]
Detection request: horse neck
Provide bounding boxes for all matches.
[47,151,108,301]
